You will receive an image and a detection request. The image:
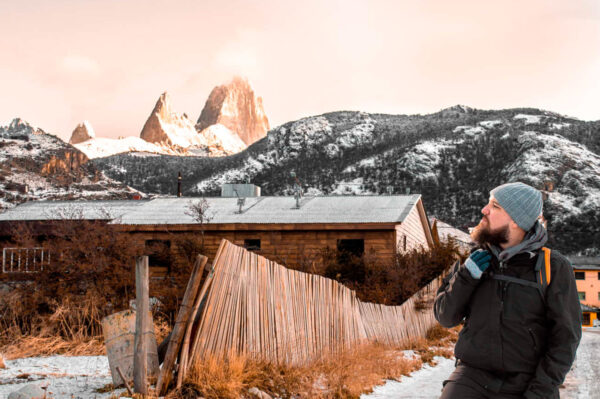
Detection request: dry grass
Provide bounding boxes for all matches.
[1,318,171,360]
[1,334,105,360]
[168,342,424,399]
[404,325,460,366]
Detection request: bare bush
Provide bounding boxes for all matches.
[0,214,202,354]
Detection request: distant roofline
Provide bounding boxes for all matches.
[0,195,423,225]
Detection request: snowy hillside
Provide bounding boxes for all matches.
[74,136,182,158]
[0,119,141,210]
[93,106,600,254]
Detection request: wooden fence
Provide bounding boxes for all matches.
[183,239,444,367]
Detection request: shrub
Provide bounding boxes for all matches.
[305,240,461,306]
[0,216,201,352]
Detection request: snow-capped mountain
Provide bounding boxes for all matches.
[73,92,247,159]
[197,76,270,146]
[94,106,600,255]
[73,78,268,159]
[0,119,141,210]
[139,92,245,155]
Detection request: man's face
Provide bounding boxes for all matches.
[471,196,513,246]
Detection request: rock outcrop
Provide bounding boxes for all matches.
[69,121,95,144]
[196,76,270,146]
[139,92,201,148]
[0,118,141,210]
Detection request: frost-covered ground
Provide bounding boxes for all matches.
[0,356,120,399]
[1,331,597,398]
[362,330,599,399]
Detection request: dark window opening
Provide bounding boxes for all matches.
[337,239,364,258]
[145,240,172,273]
[578,292,586,300]
[582,313,591,326]
[597,272,600,280]
[330,239,366,283]
[575,271,585,280]
[403,235,407,251]
[244,239,261,251]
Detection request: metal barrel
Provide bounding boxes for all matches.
[101,309,160,386]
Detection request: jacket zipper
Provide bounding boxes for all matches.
[499,260,507,370]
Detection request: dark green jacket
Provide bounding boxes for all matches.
[435,248,582,398]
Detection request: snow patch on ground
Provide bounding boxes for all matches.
[361,356,454,398]
[334,114,376,149]
[0,355,119,399]
[452,126,485,136]
[514,114,544,124]
[363,331,598,398]
[550,122,571,130]
[394,140,455,181]
[332,178,370,195]
[74,136,173,158]
[478,120,503,128]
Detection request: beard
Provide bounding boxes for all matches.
[471,218,510,247]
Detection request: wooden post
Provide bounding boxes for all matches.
[156,255,208,395]
[134,256,149,395]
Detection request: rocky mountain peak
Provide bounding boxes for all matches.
[139,92,198,147]
[69,121,96,144]
[196,76,270,146]
[6,118,35,135]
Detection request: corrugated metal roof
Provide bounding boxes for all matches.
[569,256,600,267]
[432,219,473,246]
[0,195,421,225]
[115,195,420,225]
[0,200,150,221]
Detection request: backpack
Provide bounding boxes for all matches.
[490,247,552,302]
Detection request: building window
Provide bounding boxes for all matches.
[337,239,365,258]
[578,292,586,300]
[145,240,172,273]
[403,235,407,251]
[244,239,261,251]
[598,292,600,301]
[597,272,600,280]
[575,272,585,280]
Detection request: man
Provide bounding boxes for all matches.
[435,182,581,399]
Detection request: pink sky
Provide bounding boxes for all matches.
[1,0,599,141]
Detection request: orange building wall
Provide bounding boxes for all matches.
[574,269,600,307]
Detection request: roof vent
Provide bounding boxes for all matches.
[221,183,261,198]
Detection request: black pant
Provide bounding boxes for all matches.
[440,365,525,399]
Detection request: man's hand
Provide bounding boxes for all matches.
[464,249,492,279]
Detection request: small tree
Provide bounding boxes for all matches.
[184,198,214,252]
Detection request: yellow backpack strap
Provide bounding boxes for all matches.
[542,247,551,285]
[535,247,551,298]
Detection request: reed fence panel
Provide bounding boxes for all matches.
[187,239,445,366]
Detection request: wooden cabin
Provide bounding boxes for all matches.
[0,194,434,275]
[430,218,473,253]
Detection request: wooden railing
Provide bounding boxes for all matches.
[2,247,50,273]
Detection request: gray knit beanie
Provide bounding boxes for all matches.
[490,182,543,231]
